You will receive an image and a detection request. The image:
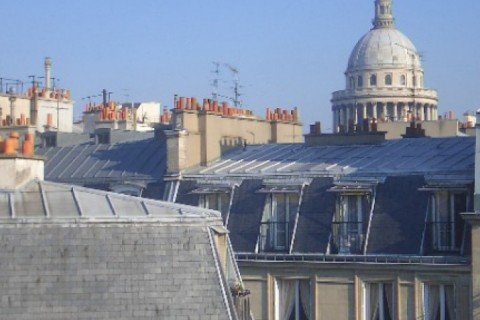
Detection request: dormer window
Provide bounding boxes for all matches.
[328,184,373,255]
[426,190,467,253]
[259,192,299,252]
[192,184,233,222]
[332,194,370,254]
[199,193,230,219]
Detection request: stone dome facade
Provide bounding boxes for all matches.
[331,0,438,134]
[347,28,421,72]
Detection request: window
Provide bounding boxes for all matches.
[349,76,355,89]
[370,75,377,86]
[96,132,110,144]
[199,193,230,220]
[275,279,310,320]
[423,284,455,320]
[428,191,466,252]
[332,194,370,254]
[44,134,57,147]
[400,75,406,86]
[413,76,417,87]
[364,283,394,320]
[385,74,392,86]
[358,76,363,88]
[259,193,299,252]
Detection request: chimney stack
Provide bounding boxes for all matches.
[44,57,52,91]
[0,131,44,189]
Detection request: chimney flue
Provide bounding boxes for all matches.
[44,57,52,91]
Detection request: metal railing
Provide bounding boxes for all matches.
[425,222,462,253]
[258,221,289,253]
[235,253,470,265]
[331,222,365,254]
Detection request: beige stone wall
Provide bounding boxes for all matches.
[471,223,480,319]
[377,119,459,139]
[239,262,470,320]
[0,94,73,133]
[167,109,303,172]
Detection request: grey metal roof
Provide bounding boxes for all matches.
[185,137,475,179]
[0,179,220,220]
[36,136,166,184]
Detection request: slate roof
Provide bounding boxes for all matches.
[366,175,429,254]
[0,179,240,319]
[185,137,475,178]
[179,137,474,259]
[35,135,167,185]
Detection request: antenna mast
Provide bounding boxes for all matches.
[211,62,220,102]
[225,64,241,108]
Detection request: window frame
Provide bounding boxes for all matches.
[274,278,311,320]
[370,74,377,86]
[423,283,456,320]
[259,192,300,252]
[385,74,392,86]
[198,192,231,221]
[332,192,371,254]
[363,282,394,320]
[428,190,468,252]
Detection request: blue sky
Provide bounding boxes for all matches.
[1,1,479,132]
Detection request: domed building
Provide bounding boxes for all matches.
[331,0,438,133]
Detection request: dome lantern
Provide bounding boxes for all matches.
[373,0,395,29]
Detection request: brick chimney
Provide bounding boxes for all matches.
[0,131,44,189]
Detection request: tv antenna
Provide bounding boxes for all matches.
[225,63,242,108]
[211,62,221,102]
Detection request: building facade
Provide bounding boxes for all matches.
[173,135,474,319]
[0,57,73,133]
[331,0,438,134]
[0,132,251,319]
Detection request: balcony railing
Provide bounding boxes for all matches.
[425,222,462,253]
[258,221,289,252]
[331,222,365,254]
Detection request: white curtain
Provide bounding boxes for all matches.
[427,285,440,320]
[368,283,379,320]
[299,280,311,319]
[278,280,296,320]
[384,283,393,319]
[445,285,455,320]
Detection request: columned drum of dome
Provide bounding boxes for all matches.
[331,0,438,133]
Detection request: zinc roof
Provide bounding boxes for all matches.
[185,137,475,178]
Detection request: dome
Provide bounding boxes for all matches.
[347,28,422,72]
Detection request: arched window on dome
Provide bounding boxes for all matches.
[385,74,392,86]
[400,75,406,86]
[349,77,355,89]
[370,74,377,86]
[413,76,417,87]
[357,76,363,88]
